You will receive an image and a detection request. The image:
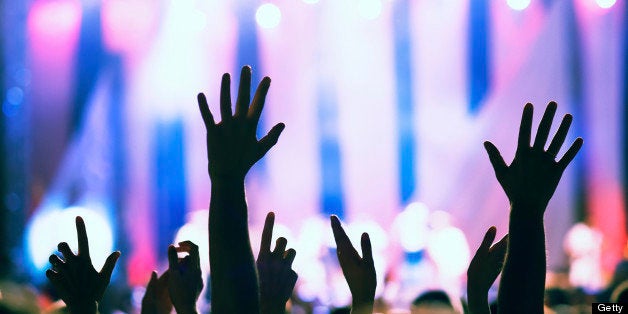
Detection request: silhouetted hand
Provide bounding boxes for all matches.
[198,66,285,181]
[46,216,120,314]
[168,241,203,314]
[256,212,298,314]
[141,270,172,314]
[330,215,376,314]
[484,102,583,213]
[467,227,508,314]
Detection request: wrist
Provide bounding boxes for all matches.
[351,300,374,314]
[173,303,198,314]
[260,302,286,314]
[467,293,489,311]
[509,201,545,221]
[211,175,245,186]
[67,301,98,314]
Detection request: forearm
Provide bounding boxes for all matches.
[498,203,546,314]
[351,301,374,314]
[467,291,490,314]
[260,301,287,314]
[67,301,98,314]
[209,178,259,314]
[173,303,199,314]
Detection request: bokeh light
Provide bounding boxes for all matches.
[507,0,531,11]
[256,3,282,29]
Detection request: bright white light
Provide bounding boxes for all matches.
[427,227,470,277]
[393,202,430,252]
[507,0,531,11]
[358,0,382,20]
[302,0,319,3]
[27,206,114,272]
[347,220,388,252]
[256,3,282,29]
[174,210,209,273]
[596,0,616,8]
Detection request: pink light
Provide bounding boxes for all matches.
[28,0,82,50]
[102,0,159,53]
[595,0,616,9]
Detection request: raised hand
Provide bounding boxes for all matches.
[256,212,298,314]
[330,215,376,314]
[484,102,583,314]
[167,241,203,314]
[46,216,120,314]
[203,67,284,313]
[198,66,285,181]
[141,271,172,314]
[483,102,583,213]
[467,227,508,314]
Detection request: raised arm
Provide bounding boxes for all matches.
[330,216,376,314]
[483,102,583,313]
[46,216,120,314]
[467,226,508,314]
[198,66,284,313]
[257,212,298,314]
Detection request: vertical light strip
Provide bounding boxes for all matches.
[392,0,416,204]
[468,0,491,113]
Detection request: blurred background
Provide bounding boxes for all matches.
[0,0,626,312]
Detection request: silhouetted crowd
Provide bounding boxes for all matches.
[2,66,627,314]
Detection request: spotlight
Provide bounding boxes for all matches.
[26,206,114,273]
[595,0,616,9]
[256,3,282,29]
[358,0,383,20]
[506,0,531,11]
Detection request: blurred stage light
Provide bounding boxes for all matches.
[302,0,320,3]
[506,0,531,11]
[256,3,282,29]
[174,210,209,273]
[26,206,114,274]
[394,202,430,252]
[358,0,383,20]
[28,0,81,36]
[595,0,616,8]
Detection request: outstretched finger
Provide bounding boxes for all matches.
[220,73,232,122]
[274,237,288,255]
[284,248,296,266]
[533,101,557,150]
[100,251,120,283]
[197,93,215,129]
[178,241,200,268]
[76,216,90,258]
[546,114,572,157]
[261,212,275,253]
[518,103,534,149]
[492,234,509,257]
[247,76,271,128]
[257,123,285,160]
[49,254,66,271]
[58,242,75,261]
[483,142,507,180]
[235,66,252,118]
[330,216,359,257]
[145,271,158,293]
[167,245,178,270]
[361,233,373,263]
[479,226,497,252]
[558,137,583,170]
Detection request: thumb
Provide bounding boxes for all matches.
[483,141,507,181]
[100,251,121,282]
